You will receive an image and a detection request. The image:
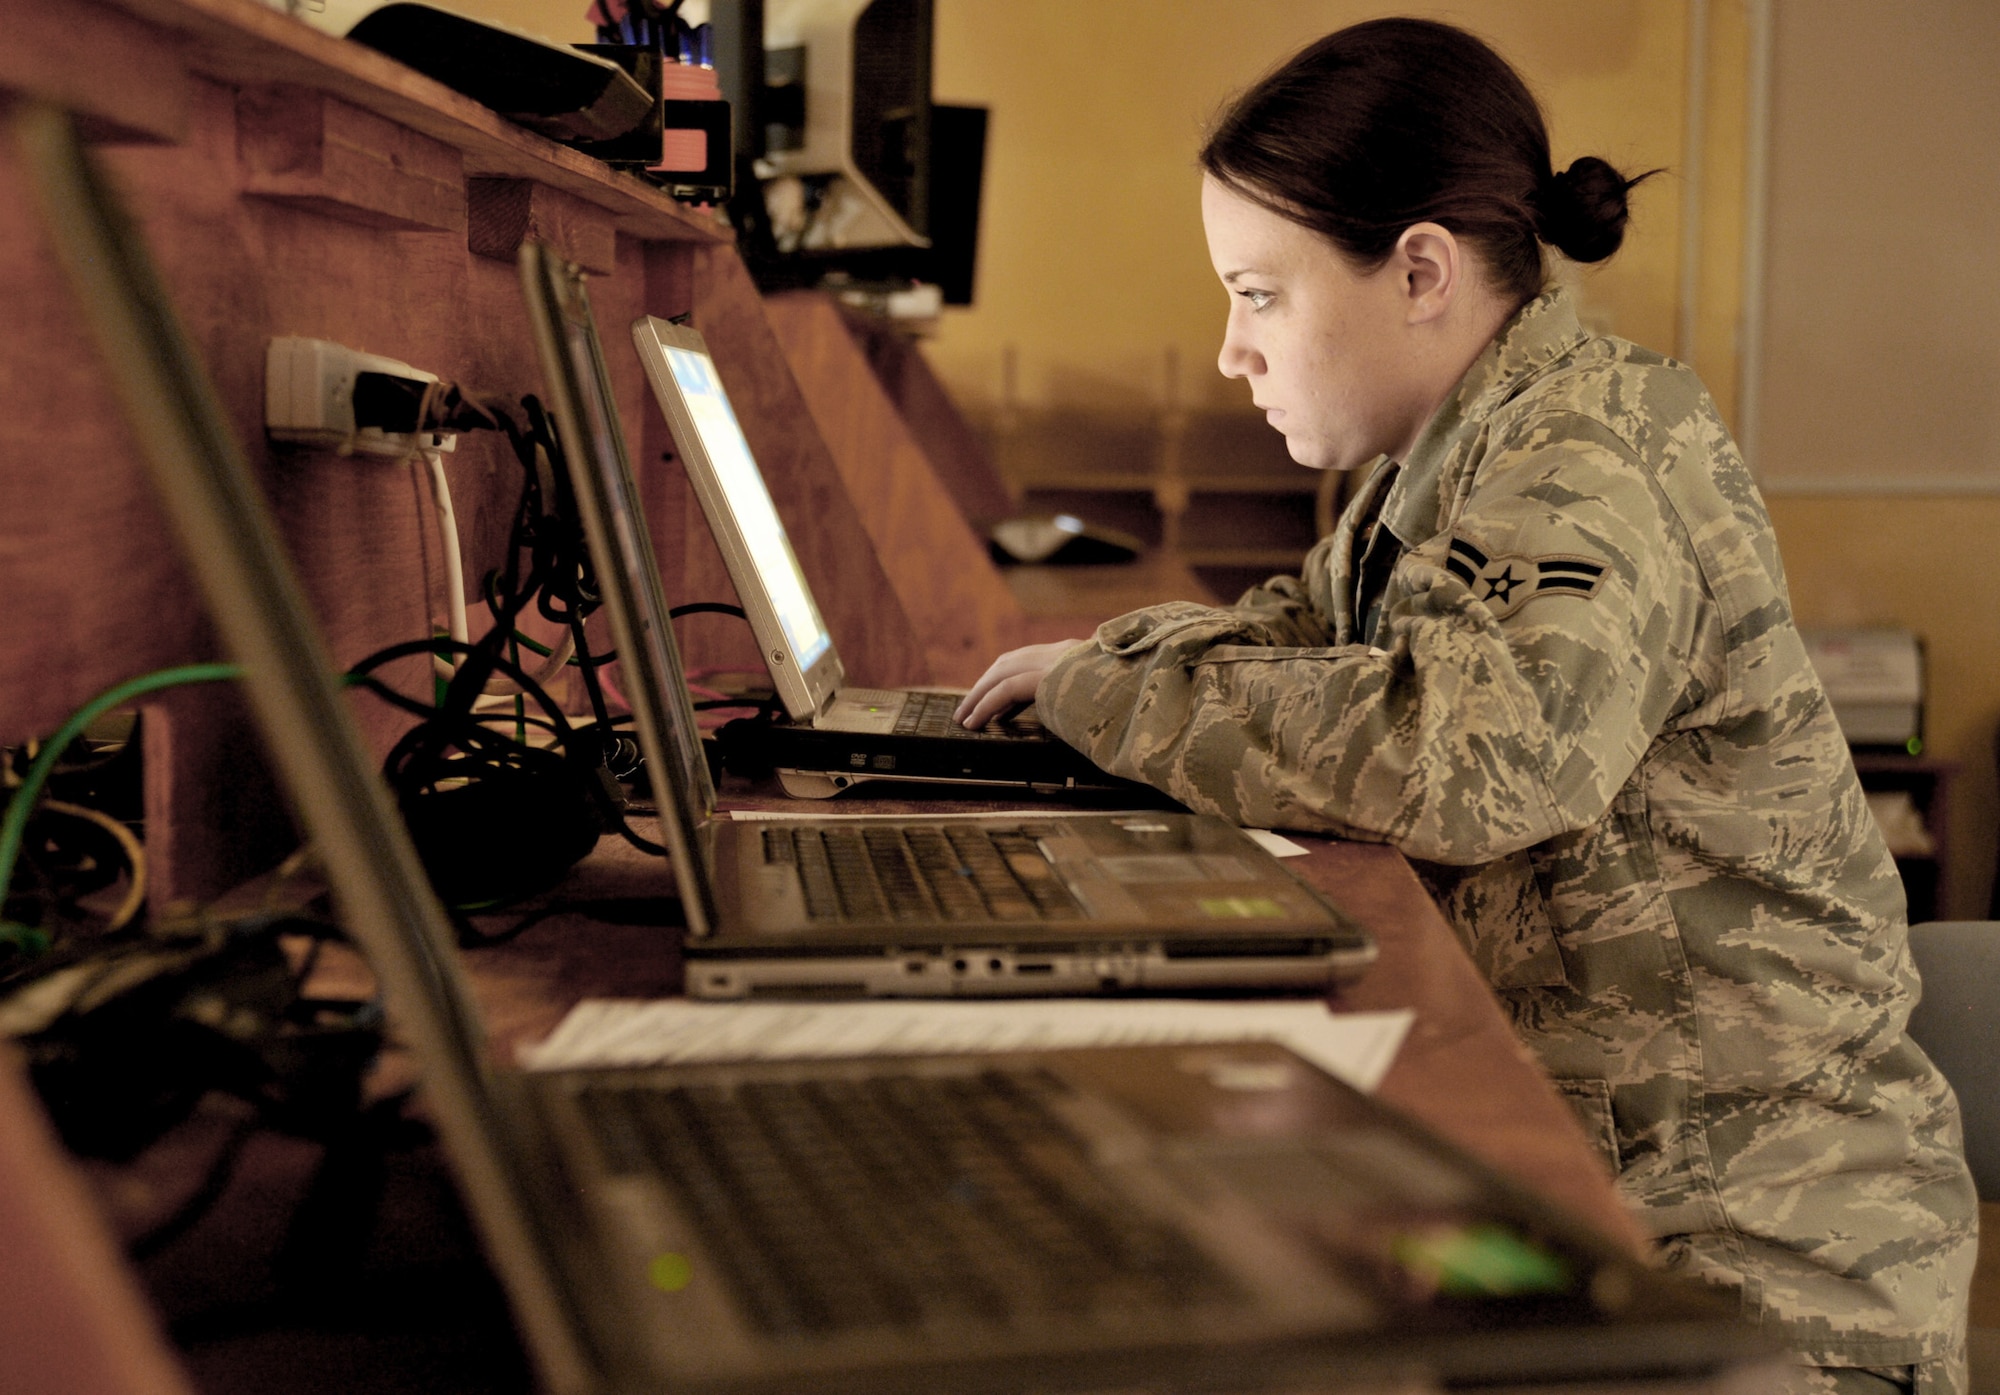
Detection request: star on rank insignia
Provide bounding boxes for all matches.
[1445,536,1607,620]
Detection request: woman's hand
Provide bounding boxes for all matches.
[953,639,1089,729]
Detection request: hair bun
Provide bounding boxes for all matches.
[1536,156,1637,263]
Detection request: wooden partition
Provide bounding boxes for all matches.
[811,299,1020,529]
[674,252,932,689]
[0,0,931,902]
[762,289,1226,671]
[762,291,1030,685]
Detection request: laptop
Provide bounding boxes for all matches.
[530,245,1375,1001]
[25,101,1775,1395]
[630,312,1127,800]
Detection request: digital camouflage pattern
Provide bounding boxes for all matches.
[1039,291,1976,1390]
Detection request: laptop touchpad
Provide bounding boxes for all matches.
[817,690,903,733]
[1097,854,1257,882]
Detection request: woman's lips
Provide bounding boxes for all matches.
[1263,407,1286,427]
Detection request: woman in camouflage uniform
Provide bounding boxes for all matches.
[957,19,1975,1394]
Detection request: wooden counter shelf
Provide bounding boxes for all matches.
[0,0,972,908]
[5,0,721,245]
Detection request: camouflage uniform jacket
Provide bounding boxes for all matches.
[1038,290,1975,1384]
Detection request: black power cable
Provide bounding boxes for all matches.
[347,391,782,927]
[346,395,681,925]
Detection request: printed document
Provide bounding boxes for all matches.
[522,999,1413,1093]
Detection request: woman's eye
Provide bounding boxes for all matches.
[1237,288,1275,312]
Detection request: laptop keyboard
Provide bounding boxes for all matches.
[893,690,1044,740]
[576,1068,1235,1336]
[763,824,1084,922]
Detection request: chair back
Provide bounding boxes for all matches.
[1906,921,2000,1200]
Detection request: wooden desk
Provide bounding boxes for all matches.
[448,795,1644,1253]
[0,800,1645,1394]
[475,854,1639,1267]
[240,782,1641,1256]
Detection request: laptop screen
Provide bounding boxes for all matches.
[655,343,833,675]
[519,243,719,937]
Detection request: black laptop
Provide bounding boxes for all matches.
[631,312,1132,800]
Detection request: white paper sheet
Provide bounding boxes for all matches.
[1240,828,1310,858]
[520,999,1413,1094]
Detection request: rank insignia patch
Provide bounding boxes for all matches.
[1444,536,1606,620]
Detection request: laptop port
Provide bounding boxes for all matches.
[1015,962,1055,975]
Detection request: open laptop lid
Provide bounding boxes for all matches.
[631,315,843,722]
[518,244,721,940]
[15,106,601,1393]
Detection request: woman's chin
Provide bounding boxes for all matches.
[1285,437,1360,471]
[1308,440,1398,472]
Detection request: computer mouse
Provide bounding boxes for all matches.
[988,515,1141,566]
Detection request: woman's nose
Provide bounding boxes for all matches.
[1217,331,1262,380]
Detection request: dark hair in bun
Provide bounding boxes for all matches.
[1536,156,1639,265]
[1201,18,1653,305]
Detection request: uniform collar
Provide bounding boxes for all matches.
[1378,288,1588,547]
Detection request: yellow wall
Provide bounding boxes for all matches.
[1688,0,1752,424]
[1752,0,2000,916]
[448,0,593,42]
[1754,2,2000,491]
[927,0,1702,413]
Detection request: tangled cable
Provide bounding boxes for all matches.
[343,392,681,928]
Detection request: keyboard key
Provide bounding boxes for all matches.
[763,826,1083,923]
[890,691,1046,741]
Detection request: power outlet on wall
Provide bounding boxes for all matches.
[264,336,456,456]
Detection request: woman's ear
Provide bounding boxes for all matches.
[1393,222,1462,324]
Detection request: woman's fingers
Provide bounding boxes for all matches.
[954,639,1088,729]
[955,672,1039,730]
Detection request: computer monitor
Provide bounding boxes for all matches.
[707,0,987,304]
[755,0,932,250]
[816,100,984,304]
